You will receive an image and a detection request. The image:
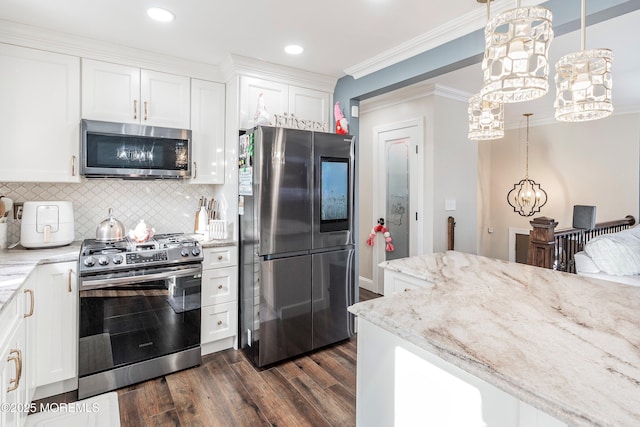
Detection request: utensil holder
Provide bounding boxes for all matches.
[0,222,7,249]
[208,220,227,240]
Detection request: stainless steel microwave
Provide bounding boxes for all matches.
[81,119,192,179]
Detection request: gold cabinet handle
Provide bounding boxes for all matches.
[193,162,197,179]
[68,269,73,292]
[144,101,148,121]
[217,284,223,290]
[217,255,223,261]
[6,349,22,392]
[217,320,223,326]
[23,289,34,318]
[71,155,76,176]
[133,100,138,120]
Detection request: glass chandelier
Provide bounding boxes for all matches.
[507,113,548,217]
[481,1,554,103]
[468,93,504,140]
[555,0,613,122]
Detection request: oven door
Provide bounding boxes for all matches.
[78,264,201,380]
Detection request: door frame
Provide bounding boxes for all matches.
[371,118,424,295]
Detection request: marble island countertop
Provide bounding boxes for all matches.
[349,251,640,427]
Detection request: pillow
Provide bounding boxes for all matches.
[585,229,640,275]
[574,251,601,274]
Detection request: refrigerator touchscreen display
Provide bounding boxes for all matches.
[320,157,349,232]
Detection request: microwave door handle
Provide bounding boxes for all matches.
[80,266,202,290]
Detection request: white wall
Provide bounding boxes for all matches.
[479,113,640,261]
[358,85,478,282]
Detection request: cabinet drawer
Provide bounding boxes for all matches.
[203,246,238,269]
[201,302,237,344]
[202,267,238,306]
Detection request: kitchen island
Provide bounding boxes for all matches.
[348,251,640,427]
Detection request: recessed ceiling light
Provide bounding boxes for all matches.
[284,45,304,55]
[147,7,175,22]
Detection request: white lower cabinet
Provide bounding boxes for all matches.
[32,262,78,400]
[383,269,428,295]
[201,246,238,355]
[0,287,28,427]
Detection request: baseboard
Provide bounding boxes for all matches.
[359,276,375,293]
[33,377,78,401]
[201,336,235,355]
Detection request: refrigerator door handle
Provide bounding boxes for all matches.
[262,250,310,261]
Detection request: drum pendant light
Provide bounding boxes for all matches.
[468,0,504,141]
[481,1,554,103]
[554,0,613,122]
[507,114,548,217]
[468,93,504,140]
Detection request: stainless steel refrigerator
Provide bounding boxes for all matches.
[239,126,356,367]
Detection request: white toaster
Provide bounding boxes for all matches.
[21,201,75,248]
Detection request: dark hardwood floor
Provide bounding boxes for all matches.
[34,288,382,426]
[118,288,380,426]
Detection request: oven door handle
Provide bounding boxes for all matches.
[79,265,202,290]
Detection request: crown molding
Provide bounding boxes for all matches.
[220,54,338,93]
[360,82,471,115]
[0,20,223,81]
[345,0,547,80]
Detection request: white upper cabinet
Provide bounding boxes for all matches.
[239,76,331,130]
[288,86,331,124]
[239,76,288,129]
[190,79,226,184]
[82,59,190,129]
[0,44,80,183]
[81,59,140,124]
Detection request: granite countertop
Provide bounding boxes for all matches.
[0,242,83,313]
[349,251,640,427]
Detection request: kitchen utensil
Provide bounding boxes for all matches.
[96,208,126,242]
[194,197,203,233]
[21,201,75,248]
[2,197,12,219]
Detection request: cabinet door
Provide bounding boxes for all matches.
[22,278,37,403]
[140,69,190,128]
[190,79,225,184]
[0,316,27,427]
[81,59,140,124]
[239,76,288,129]
[0,44,80,183]
[34,262,77,389]
[289,85,331,124]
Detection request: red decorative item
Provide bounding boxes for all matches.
[334,102,349,135]
[366,219,394,252]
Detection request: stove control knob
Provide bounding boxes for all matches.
[98,256,110,266]
[83,256,96,267]
[191,247,201,257]
[113,255,124,265]
[181,248,190,257]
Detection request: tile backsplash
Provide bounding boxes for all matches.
[0,179,224,245]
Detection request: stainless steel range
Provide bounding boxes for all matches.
[78,233,203,399]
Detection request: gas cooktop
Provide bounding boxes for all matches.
[79,233,203,274]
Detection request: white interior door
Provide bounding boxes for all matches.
[373,119,423,295]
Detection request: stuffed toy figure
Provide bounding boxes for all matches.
[254,93,272,126]
[334,102,348,134]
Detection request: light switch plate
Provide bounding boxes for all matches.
[445,197,456,211]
